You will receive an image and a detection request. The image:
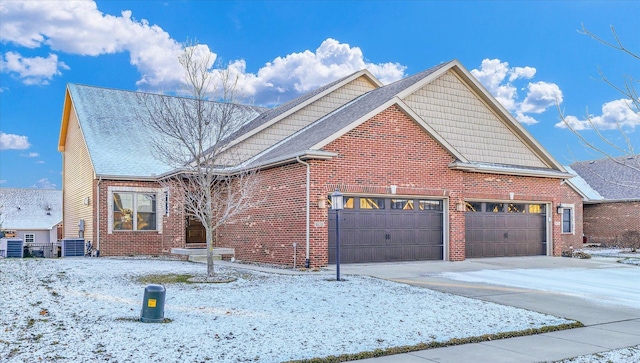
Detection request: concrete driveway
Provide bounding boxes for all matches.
[335,256,640,362]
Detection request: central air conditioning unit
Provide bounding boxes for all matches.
[61,238,85,257]
[0,238,24,258]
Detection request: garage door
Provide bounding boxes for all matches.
[328,197,443,263]
[465,202,547,258]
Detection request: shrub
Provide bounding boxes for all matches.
[617,230,640,252]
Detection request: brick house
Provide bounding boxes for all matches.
[58,60,584,267]
[567,155,640,247]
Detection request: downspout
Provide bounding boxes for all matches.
[96,176,102,256]
[296,156,311,268]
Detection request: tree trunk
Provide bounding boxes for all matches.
[205,225,215,277]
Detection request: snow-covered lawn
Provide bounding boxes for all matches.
[1,258,574,362]
[579,247,640,266]
[554,345,640,363]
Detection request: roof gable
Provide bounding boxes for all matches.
[401,61,562,170]
[218,70,381,162]
[0,188,62,230]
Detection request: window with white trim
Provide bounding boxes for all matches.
[24,233,35,244]
[113,192,157,231]
[561,205,575,234]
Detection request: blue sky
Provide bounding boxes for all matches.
[1,0,638,189]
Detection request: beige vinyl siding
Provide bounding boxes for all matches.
[62,107,96,240]
[224,76,377,163]
[403,70,547,168]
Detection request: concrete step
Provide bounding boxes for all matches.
[189,254,221,263]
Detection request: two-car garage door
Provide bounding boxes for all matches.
[327,198,548,264]
[328,196,444,263]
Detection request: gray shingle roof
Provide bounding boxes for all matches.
[0,188,62,230]
[222,71,368,145]
[246,62,452,166]
[570,155,640,200]
[68,84,264,177]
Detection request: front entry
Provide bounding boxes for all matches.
[328,196,444,263]
[186,217,206,244]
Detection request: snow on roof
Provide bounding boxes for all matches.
[0,188,62,230]
[564,165,604,201]
[68,84,264,178]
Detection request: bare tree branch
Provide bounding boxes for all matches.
[579,24,640,61]
[558,24,640,184]
[136,41,261,277]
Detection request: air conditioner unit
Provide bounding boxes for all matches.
[61,238,85,257]
[0,238,24,258]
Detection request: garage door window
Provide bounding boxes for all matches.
[508,203,526,213]
[360,198,384,209]
[487,203,505,213]
[391,199,414,210]
[419,200,443,211]
[529,204,545,214]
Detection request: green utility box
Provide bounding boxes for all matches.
[140,284,166,323]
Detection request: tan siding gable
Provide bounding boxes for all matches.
[225,76,377,163]
[403,70,546,168]
[62,107,95,240]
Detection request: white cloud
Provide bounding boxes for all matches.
[520,81,563,114]
[20,152,39,157]
[0,1,183,87]
[0,2,405,105]
[231,38,406,105]
[0,132,30,150]
[471,59,563,125]
[1,52,69,85]
[555,98,640,131]
[32,178,56,189]
[0,180,6,184]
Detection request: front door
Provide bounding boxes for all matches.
[186,217,206,244]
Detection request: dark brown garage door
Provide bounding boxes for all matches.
[465,202,546,258]
[328,197,443,263]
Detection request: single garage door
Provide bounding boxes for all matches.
[465,202,547,258]
[328,196,443,263]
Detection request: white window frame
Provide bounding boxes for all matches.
[24,233,35,244]
[560,204,575,235]
[107,186,165,234]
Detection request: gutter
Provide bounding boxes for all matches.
[449,161,574,179]
[96,176,102,256]
[296,156,311,268]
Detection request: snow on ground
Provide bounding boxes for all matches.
[437,264,640,309]
[0,258,573,363]
[554,345,640,363]
[579,247,640,266]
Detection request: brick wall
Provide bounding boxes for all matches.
[219,164,309,266]
[583,201,640,246]
[94,179,185,256]
[219,105,581,267]
[559,183,584,251]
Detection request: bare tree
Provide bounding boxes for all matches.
[137,43,260,278]
[557,24,639,173]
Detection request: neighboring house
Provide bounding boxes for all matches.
[58,60,583,267]
[0,188,63,245]
[568,155,640,246]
